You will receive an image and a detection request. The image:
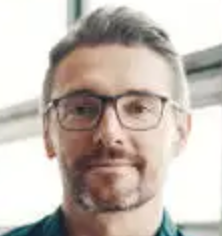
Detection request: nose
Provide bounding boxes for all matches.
[93,105,126,148]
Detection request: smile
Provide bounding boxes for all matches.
[85,160,134,169]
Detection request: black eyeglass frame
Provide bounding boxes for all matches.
[44,90,185,131]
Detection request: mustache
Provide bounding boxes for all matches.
[75,145,145,171]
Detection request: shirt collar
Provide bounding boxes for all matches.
[156,210,178,236]
[43,207,178,236]
[42,207,67,236]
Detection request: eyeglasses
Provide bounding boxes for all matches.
[44,90,182,131]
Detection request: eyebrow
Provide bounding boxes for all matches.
[123,89,170,99]
[124,89,153,95]
[56,88,170,101]
[56,89,98,100]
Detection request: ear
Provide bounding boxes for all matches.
[43,116,56,159]
[173,112,192,157]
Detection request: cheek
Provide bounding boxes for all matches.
[54,130,93,166]
[132,130,172,177]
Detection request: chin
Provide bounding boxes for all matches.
[73,190,155,213]
[68,167,158,213]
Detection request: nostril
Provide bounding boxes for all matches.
[115,140,123,145]
[103,136,123,147]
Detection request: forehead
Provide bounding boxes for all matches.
[52,44,174,98]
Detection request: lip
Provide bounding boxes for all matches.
[85,164,136,175]
[85,160,134,169]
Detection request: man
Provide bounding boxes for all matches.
[4,6,191,236]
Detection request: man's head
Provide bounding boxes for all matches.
[42,7,191,214]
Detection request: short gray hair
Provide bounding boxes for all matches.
[42,6,189,113]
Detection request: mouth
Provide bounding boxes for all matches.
[85,159,135,169]
[76,153,144,172]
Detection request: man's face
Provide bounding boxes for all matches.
[44,45,189,212]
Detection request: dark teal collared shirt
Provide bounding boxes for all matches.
[3,207,186,236]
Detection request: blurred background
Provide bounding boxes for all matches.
[0,1,221,235]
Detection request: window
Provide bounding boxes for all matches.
[0,0,66,109]
[86,0,222,54]
[0,0,221,227]
[0,137,62,226]
[164,105,221,223]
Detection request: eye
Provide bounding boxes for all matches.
[71,104,98,118]
[127,103,147,114]
[124,100,156,115]
[59,95,101,120]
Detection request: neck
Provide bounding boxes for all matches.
[62,194,164,236]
